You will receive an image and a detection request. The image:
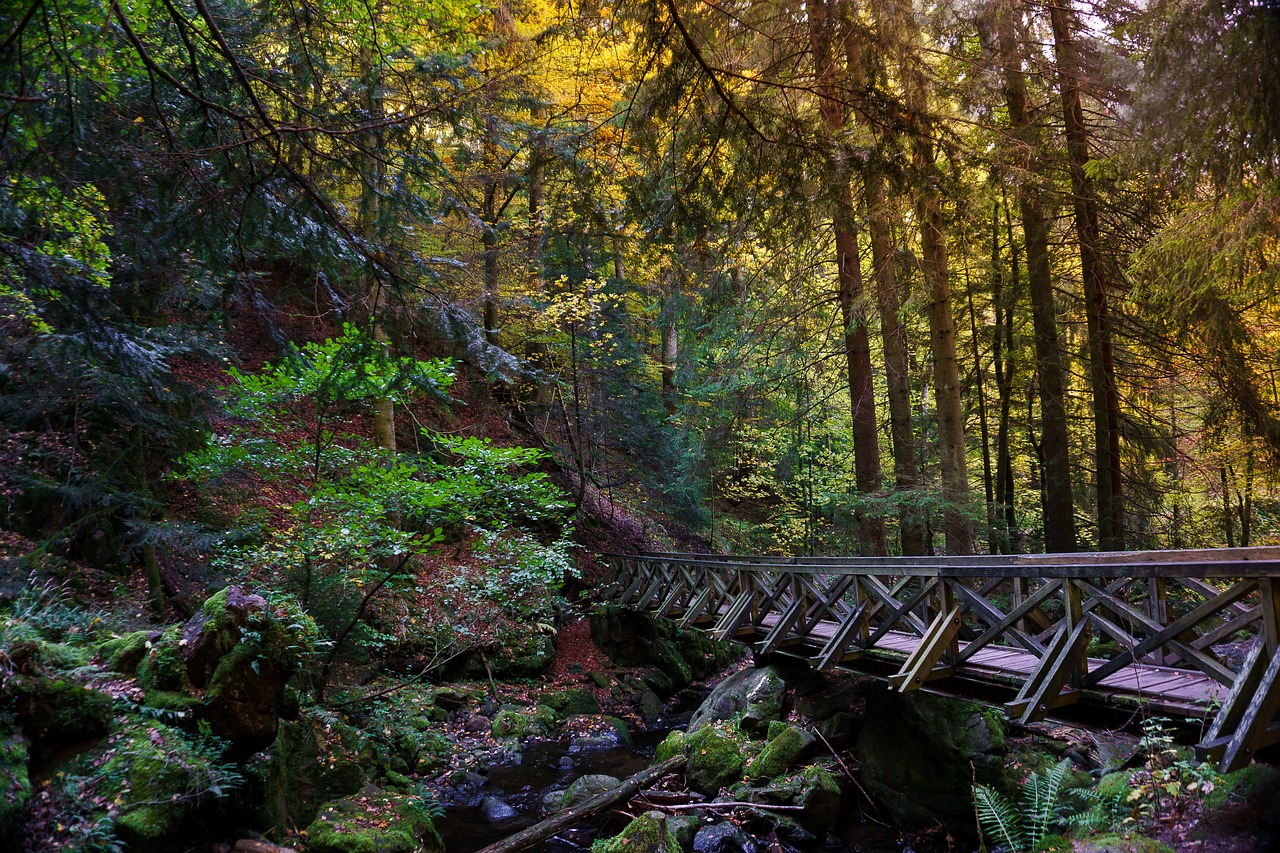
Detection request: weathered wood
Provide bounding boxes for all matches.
[473,755,687,853]
[606,548,1280,773]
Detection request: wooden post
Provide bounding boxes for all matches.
[1063,577,1086,686]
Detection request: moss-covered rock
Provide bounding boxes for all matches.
[856,685,1006,828]
[95,718,237,849]
[491,707,551,739]
[556,774,622,811]
[255,710,368,831]
[744,725,812,782]
[689,666,787,733]
[685,724,747,795]
[590,606,738,696]
[305,787,444,853]
[98,630,154,674]
[591,810,680,853]
[655,730,687,763]
[0,734,30,836]
[135,587,317,752]
[1205,762,1280,809]
[742,765,841,834]
[11,675,112,765]
[542,688,601,717]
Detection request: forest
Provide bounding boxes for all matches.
[3,0,1280,850]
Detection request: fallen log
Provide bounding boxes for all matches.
[473,754,687,853]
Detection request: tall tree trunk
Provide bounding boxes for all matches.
[992,200,1018,554]
[867,172,924,555]
[1048,0,1122,549]
[995,0,1075,552]
[916,171,974,554]
[967,285,996,554]
[358,24,395,455]
[661,288,679,417]
[527,107,548,290]
[810,0,886,555]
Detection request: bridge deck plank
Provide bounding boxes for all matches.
[745,608,1224,711]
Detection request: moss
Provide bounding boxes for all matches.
[604,716,632,746]
[543,688,601,717]
[1076,833,1175,853]
[0,735,30,833]
[591,811,679,853]
[745,725,805,782]
[258,712,367,829]
[15,676,112,752]
[1096,770,1135,802]
[491,708,549,739]
[1031,834,1073,852]
[1205,762,1280,809]
[136,625,186,692]
[654,730,687,763]
[98,631,151,674]
[305,788,444,853]
[685,724,746,795]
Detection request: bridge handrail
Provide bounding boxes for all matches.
[604,547,1280,579]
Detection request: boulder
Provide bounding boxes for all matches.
[255,711,367,830]
[97,630,156,674]
[739,765,841,835]
[744,725,815,782]
[136,587,316,753]
[685,724,747,795]
[693,822,757,853]
[305,787,444,853]
[11,675,112,766]
[481,796,519,823]
[689,666,787,733]
[590,606,738,695]
[592,810,680,853]
[548,774,621,811]
[856,685,1006,827]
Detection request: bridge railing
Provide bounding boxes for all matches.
[600,548,1280,773]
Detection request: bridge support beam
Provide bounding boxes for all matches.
[890,605,961,691]
[1006,618,1091,725]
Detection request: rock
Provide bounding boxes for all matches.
[741,765,841,834]
[856,685,1006,828]
[11,675,112,766]
[693,822,757,853]
[465,714,493,733]
[305,787,444,853]
[554,774,622,810]
[136,586,317,753]
[491,708,550,739]
[744,725,815,782]
[97,718,238,848]
[590,606,738,696]
[232,841,301,853]
[542,688,602,717]
[685,724,747,795]
[0,734,31,836]
[254,711,367,830]
[592,810,680,853]
[689,666,787,733]
[481,796,519,823]
[563,715,631,750]
[667,814,701,847]
[655,730,687,763]
[98,630,156,674]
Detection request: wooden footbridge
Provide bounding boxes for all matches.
[601,548,1280,773]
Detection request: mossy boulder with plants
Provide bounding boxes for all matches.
[0,734,31,837]
[253,709,368,830]
[655,730,687,763]
[491,706,553,739]
[684,723,748,795]
[135,586,317,751]
[87,717,242,849]
[9,675,112,765]
[591,810,680,853]
[305,787,444,853]
[542,687,601,717]
[544,773,623,811]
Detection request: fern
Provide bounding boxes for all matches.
[974,758,1074,852]
[975,784,1025,852]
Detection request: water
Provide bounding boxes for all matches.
[436,729,670,853]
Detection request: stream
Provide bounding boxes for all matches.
[433,726,916,853]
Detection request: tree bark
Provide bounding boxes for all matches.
[995,0,1076,552]
[810,0,886,556]
[1048,0,1122,550]
[867,172,924,555]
